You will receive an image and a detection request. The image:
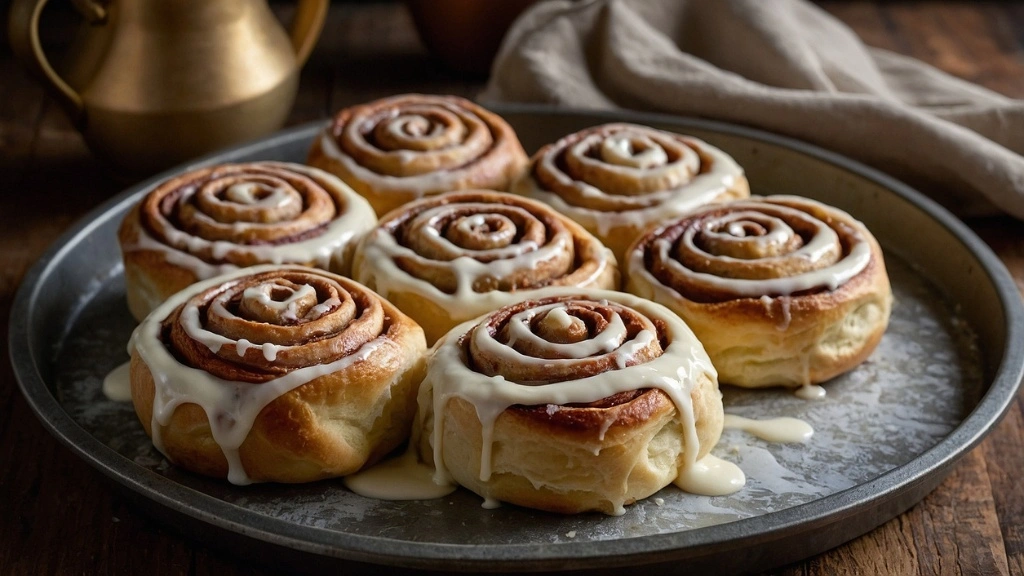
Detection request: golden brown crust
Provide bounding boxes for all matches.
[417,291,723,514]
[432,377,723,516]
[625,195,893,388]
[307,94,529,216]
[511,122,750,263]
[352,190,620,344]
[129,266,427,483]
[117,162,376,321]
[120,207,203,320]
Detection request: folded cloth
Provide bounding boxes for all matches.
[481,0,1024,219]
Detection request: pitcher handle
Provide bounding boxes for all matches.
[289,0,328,67]
[7,0,97,127]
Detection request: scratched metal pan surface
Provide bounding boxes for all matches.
[10,106,1024,574]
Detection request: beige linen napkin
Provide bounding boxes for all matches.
[481,0,1024,219]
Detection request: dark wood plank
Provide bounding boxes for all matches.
[820,1,1024,99]
[977,412,1024,576]
[969,215,1024,576]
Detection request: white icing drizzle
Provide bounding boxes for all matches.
[224,182,292,208]
[757,295,794,331]
[418,290,735,509]
[319,108,488,195]
[129,265,383,486]
[122,162,376,282]
[241,283,316,322]
[539,306,577,330]
[499,304,631,365]
[344,450,457,500]
[776,297,793,331]
[795,384,827,400]
[102,361,133,402]
[626,196,874,351]
[723,414,814,443]
[387,114,446,141]
[515,128,743,238]
[356,205,615,323]
[597,133,674,170]
[306,297,341,321]
[648,198,871,297]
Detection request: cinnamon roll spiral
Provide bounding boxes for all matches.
[307,94,529,216]
[129,265,426,484]
[416,291,724,515]
[625,196,893,389]
[118,162,376,321]
[512,123,750,263]
[352,190,619,343]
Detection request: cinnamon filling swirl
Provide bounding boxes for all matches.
[640,196,872,303]
[136,162,370,267]
[525,123,742,215]
[379,193,606,295]
[311,94,528,215]
[353,191,619,343]
[164,268,385,381]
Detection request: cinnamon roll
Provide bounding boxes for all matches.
[118,162,376,321]
[128,265,426,484]
[416,291,726,515]
[625,196,893,389]
[307,94,529,216]
[352,190,619,343]
[512,123,750,263]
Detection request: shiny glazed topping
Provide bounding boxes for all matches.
[634,196,872,303]
[125,162,374,276]
[318,94,525,196]
[360,191,614,297]
[519,123,745,233]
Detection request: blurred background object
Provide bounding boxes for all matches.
[7,0,327,177]
[406,0,537,75]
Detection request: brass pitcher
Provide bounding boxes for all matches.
[8,0,327,176]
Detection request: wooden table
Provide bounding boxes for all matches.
[2,2,1022,574]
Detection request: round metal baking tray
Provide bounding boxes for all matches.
[10,107,1024,574]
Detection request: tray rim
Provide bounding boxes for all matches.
[9,105,1024,572]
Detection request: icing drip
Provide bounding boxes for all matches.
[795,384,827,400]
[102,361,133,402]
[130,265,384,485]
